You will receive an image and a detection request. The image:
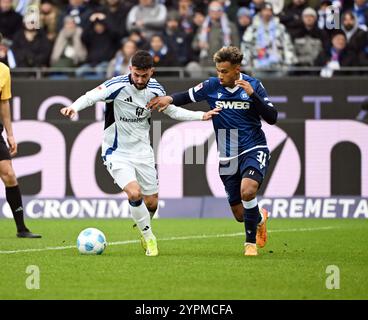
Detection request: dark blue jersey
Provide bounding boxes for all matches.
[188,73,275,160]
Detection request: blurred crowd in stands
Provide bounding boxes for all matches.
[0,0,367,78]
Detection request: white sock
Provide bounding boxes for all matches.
[129,200,155,241]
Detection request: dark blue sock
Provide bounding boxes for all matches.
[243,204,261,243]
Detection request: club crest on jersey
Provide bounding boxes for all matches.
[215,100,250,109]
[241,92,248,99]
[136,107,145,117]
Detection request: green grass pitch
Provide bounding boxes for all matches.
[0,218,367,300]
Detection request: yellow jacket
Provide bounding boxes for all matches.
[0,62,11,101]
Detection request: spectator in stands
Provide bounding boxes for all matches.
[126,0,168,40]
[11,21,52,68]
[127,29,148,49]
[175,1,204,63]
[148,34,176,67]
[102,0,134,42]
[177,0,196,36]
[57,0,94,31]
[106,39,137,78]
[241,2,296,74]
[76,12,117,78]
[341,10,368,67]
[315,30,357,77]
[50,15,87,68]
[236,7,253,37]
[0,0,23,41]
[279,0,307,40]
[293,7,328,66]
[342,11,367,52]
[0,35,16,68]
[192,1,239,67]
[192,8,205,29]
[163,10,193,66]
[40,0,60,41]
[352,0,368,30]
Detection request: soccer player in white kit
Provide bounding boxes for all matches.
[60,51,220,256]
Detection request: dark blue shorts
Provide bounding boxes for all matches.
[219,148,270,206]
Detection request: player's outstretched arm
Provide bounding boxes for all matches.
[60,81,120,119]
[148,91,194,112]
[163,105,221,121]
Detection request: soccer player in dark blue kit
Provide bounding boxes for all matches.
[148,46,278,256]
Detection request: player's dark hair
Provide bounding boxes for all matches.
[131,50,154,70]
[213,46,243,65]
[0,33,3,43]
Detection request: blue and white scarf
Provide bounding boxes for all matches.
[255,18,280,67]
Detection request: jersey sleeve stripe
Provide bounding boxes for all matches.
[104,76,129,86]
[104,77,121,85]
[188,88,196,102]
[105,80,130,87]
[148,80,165,89]
[104,80,120,87]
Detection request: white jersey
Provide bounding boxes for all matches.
[70,74,205,160]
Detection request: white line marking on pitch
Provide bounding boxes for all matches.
[0,226,335,254]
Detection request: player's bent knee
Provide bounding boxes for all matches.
[241,188,257,202]
[0,170,17,186]
[241,179,259,201]
[126,189,142,201]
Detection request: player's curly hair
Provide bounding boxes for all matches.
[213,46,243,65]
[131,50,154,70]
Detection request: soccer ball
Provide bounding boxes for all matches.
[77,228,107,255]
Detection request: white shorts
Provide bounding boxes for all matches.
[104,155,158,195]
